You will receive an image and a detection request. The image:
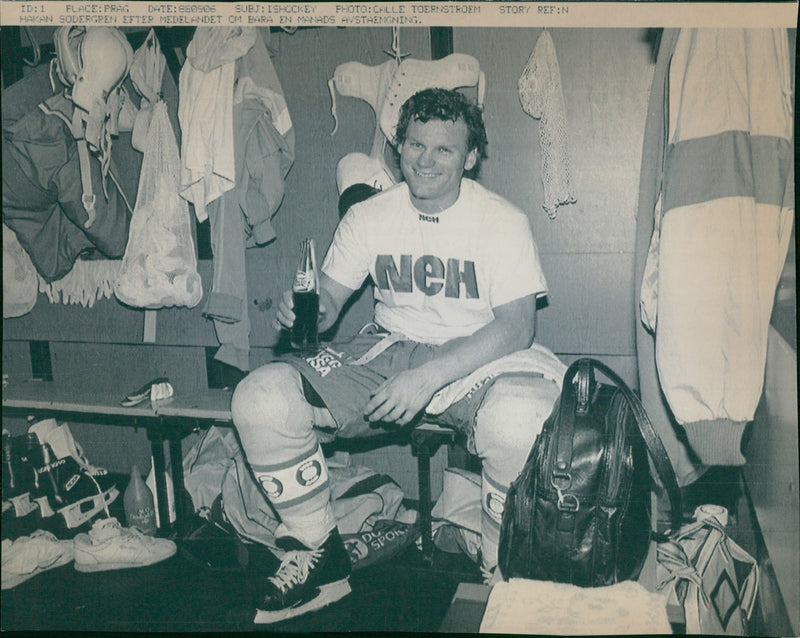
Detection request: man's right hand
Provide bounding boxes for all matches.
[273,289,297,332]
[272,274,357,335]
[273,288,333,332]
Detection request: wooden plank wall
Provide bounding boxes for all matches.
[454,27,656,386]
[2,27,434,489]
[744,327,799,634]
[3,26,654,497]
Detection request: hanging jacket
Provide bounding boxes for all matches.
[639,29,794,466]
[200,29,295,371]
[2,66,132,282]
[633,29,705,489]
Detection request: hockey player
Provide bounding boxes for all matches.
[231,88,560,623]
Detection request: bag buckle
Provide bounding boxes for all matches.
[551,472,580,512]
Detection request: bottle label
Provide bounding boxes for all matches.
[293,271,315,292]
[128,506,156,531]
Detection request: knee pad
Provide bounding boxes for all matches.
[231,363,314,443]
[474,375,560,480]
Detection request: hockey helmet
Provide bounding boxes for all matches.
[54,26,133,113]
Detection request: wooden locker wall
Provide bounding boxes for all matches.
[453,27,656,386]
[1,28,434,485]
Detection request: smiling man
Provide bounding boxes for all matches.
[231,88,557,624]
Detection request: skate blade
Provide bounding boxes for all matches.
[60,487,120,529]
[34,495,56,518]
[253,579,352,624]
[9,493,37,517]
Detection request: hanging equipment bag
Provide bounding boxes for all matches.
[498,358,682,586]
[114,100,202,309]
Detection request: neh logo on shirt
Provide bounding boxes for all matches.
[375,254,479,298]
[418,213,439,223]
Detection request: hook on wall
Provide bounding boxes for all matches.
[22,26,41,67]
[383,27,410,63]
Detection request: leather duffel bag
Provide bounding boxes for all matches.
[498,358,682,586]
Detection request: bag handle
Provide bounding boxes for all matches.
[558,358,682,534]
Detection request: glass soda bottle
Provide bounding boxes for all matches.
[291,238,319,352]
[124,464,157,535]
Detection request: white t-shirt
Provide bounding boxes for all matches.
[322,179,548,345]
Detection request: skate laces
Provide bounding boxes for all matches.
[89,517,121,541]
[268,549,322,593]
[85,473,112,519]
[118,526,151,548]
[92,518,163,549]
[64,426,107,476]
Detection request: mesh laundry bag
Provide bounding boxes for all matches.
[115,100,202,308]
[3,224,39,318]
[518,31,576,219]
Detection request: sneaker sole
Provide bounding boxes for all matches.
[253,578,352,624]
[74,546,176,573]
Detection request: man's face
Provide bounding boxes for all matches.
[399,117,478,214]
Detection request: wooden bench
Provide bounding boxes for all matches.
[2,377,452,561]
[2,378,230,536]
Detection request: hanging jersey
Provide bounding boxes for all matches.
[323,179,547,345]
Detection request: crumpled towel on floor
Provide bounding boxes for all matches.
[2,530,74,590]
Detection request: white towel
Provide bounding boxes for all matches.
[425,343,566,415]
[480,579,672,635]
[178,28,256,222]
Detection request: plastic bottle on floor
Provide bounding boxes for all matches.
[123,465,157,535]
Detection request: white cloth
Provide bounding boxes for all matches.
[178,28,256,222]
[3,224,38,317]
[479,579,672,635]
[323,179,548,345]
[426,342,566,415]
[130,29,166,105]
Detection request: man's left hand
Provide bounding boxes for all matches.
[364,369,438,426]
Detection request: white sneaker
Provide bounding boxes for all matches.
[2,530,74,590]
[73,517,176,573]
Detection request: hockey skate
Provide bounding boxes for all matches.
[254,528,352,624]
[2,431,39,518]
[25,419,119,529]
[2,432,41,539]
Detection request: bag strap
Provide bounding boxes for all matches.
[560,358,682,534]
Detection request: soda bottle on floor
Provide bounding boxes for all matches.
[291,238,319,353]
[123,465,157,535]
